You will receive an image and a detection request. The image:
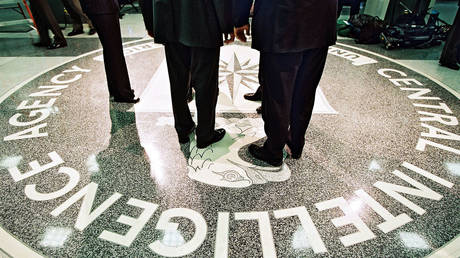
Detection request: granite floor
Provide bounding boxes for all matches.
[0,3,459,258]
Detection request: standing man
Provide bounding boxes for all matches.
[140,0,233,148]
[29,0,67,49]
[79,0,139,103]
[439,0,460,70]
[61,0,96,36]
[234,0,337,166]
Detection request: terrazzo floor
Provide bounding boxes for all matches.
[0,5,459,258]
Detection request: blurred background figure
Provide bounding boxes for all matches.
[79,0,139,103]
[29,0,67,49]
[338,0,361,19]
[60,0,96,36]
[439,0,460,70]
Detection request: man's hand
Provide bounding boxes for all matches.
[224,32,235,44]
[234,24,250,42]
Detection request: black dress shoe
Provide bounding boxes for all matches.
[196,129,226,148]
[178,124,196,144]
[244,90,262,101]
[88,28,97,35]
[47,41,67,49]
[256,106,262,114]
[67,29,84,36]
[113,97,140,103]
[248,144,283,166]
[439,61,459,70]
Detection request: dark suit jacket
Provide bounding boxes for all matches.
[79,0,119,15]
[234,0,337,53]
[140,0,233,48]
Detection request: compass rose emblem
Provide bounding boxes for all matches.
[137,44,337,114]
[219,53,260,104]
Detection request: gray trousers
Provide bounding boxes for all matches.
[61,0,93,30]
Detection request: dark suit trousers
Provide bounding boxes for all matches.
[164,42,220,142]
[440,8,460,64]
[61,0,93,30]
[260,47,329,159]
[88,14,134,99]
[29,0,65,45]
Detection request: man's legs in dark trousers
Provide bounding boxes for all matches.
[164,43,220,142]
[261,47,328,159]
[440,8,460,65]
[288,47,328,156]
[260,52,302,160]
[89,14,134,99]
[72,0,94,29]
[29,0,51,45]
[30,0,65,44]
[191,47,220,143]
[61,0,83,31]
[164,43,195,138]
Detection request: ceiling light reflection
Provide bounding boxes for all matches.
[144,144,167,185]
[161,229,186,247]
[399,232,430,249]
[291,226,311,250]
[369,160,382,172]
[349,198,364,214]
[40,227,72,248]
[0,155,22,169]
[46,106,59,114]
[445,162,460,177]
[86,154,100,174]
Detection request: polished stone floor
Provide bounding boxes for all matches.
[0,4,459,258]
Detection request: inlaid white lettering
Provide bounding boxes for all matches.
[413,102,452,114]
[374,170,443,215]
[315,197,375,247]
[9,109,50,127]
[3,123,48,141]
[149,208,207,257]
[25,167,80,201]
[63,65,90,74]
[8,151,63,182]
[420,123,460,141]
[418,112,458,126]
[400,88,441,100]
[354,189,412,233]
[99,198,158,247]
[416,138,460,155]
[234,211,276,257]
[50,182,122,231]
[17,98,56,110]
[377,68,407,78]
[214,212,230,258]
[51,74,81,84]
[274,206,327,253]
[29,85,68,97]
[389,78,423,87]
